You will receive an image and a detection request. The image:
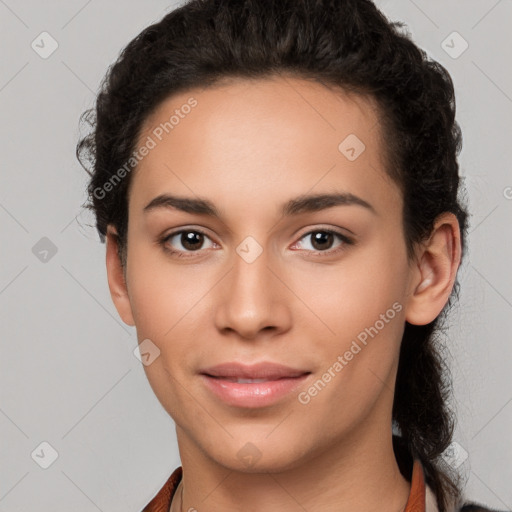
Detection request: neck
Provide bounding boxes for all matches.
[173,425,411,512]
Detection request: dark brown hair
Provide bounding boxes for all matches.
[77,1,469,509]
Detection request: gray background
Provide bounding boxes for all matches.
[0,0,511,510]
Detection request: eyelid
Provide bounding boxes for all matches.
[159,226,218,257]
[294,224,354,241]
[291,226,355,254]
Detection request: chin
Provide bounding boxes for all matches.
[204,436,313,474]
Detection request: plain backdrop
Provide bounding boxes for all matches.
[0,0,511,510]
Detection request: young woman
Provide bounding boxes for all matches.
[77,1,504,511]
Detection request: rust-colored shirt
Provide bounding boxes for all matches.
[142,458,430,512]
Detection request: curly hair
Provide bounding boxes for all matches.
[76,1,469,509]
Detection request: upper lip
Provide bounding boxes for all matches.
[200,362,311,380]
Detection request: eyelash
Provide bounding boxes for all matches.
[158,227,355,259]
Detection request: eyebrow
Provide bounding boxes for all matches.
[143,191,376,217]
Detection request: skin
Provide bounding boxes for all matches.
[105,75,461,512]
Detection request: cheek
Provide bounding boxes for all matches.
[289,240,407,339]
[125,249,213,390]
[292,239,407,413]
[125,245,204,340]
[128,261,200,416]
[296,306,404,441]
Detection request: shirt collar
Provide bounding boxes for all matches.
[142,457,434,512]
[405,458,428,511]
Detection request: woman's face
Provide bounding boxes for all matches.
[113,76,419,471]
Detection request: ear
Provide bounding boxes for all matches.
[405,212,462,326]
[105,225,135,327]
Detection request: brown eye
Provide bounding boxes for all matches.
[310,231,335,251]
[161,229,216,255]
[180,231,205,251]
[293,228,354,255]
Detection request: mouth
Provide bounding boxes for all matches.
[203,375,308,383]
[199,361,310,380]
[199,371,312,408]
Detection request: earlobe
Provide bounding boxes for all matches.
[405,213,461,326]
[105,225,135,327]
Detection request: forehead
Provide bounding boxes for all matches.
[138,74,382,153]
[130,75,399,217]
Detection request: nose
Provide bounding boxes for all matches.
[213,247,292,341]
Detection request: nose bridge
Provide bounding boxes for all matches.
[214,240,290,338]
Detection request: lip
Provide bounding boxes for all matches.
[199,362,311,408]
[200,374,310,408]
[200,361,310,379]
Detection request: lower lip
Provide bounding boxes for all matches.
[200,374,310,408]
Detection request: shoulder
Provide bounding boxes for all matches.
[459,502,508,512]
[142,466,182,511]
